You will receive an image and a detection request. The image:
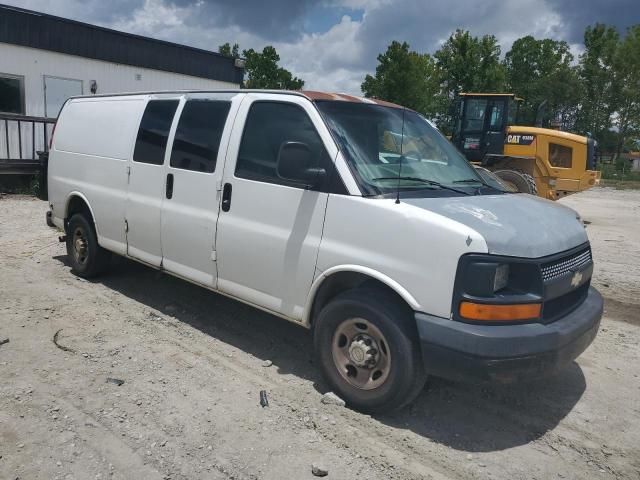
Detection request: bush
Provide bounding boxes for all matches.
[0,175,40,195]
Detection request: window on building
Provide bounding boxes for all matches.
[133,100,179,165]
[235,101,330,189]
[549,143,573,168]
[169,100,231,173]
[0,74,25,114]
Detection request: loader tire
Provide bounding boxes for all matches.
[493,169,538,195]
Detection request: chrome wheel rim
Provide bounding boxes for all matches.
[331,317,391,391]
[72,226,89,266]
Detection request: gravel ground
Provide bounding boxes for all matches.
[0,187,639,480]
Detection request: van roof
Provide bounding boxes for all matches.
[301,91,403,108]
[67,89,404,109]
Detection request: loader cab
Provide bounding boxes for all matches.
[452,93,521,162]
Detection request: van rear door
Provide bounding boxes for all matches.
[159,93,239,287]
[126,97,179,266]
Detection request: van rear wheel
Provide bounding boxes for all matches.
[314,288,426,413]
[66,213,110,278]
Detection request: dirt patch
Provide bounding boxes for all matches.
[561,187,640,309]
[1,190,639,480]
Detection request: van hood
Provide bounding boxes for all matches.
[404,193,588,258]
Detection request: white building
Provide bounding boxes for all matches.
[0,4,243,118]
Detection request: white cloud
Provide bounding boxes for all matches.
[3,0,635,96]
[276,15,367,93]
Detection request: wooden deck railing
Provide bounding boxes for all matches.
[0,113,56,175]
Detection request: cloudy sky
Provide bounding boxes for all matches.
[7,0,639,93]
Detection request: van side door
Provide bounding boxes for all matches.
[126,97,179,266]
[215,94,339,320]
[160,93,239,287]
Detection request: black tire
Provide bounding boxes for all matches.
[66,213,110,278]
[493,169,538,195]
[314,288,427,413]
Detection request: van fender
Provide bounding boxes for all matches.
[303,265,421,327]
[64,191,101,237]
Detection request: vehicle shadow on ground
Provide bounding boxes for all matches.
[378,365,585,452]
[54,254,586,453]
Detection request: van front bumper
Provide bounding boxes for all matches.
[415,287,603,383]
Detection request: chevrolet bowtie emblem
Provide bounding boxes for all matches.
[571,270,583,288]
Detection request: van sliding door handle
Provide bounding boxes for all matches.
[166,173,174,199]
[221,183,232,212]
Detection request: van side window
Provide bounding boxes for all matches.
[170,100,231,173]
[133,100,179,165]
[549,143,572,168]
[235,101,331,189]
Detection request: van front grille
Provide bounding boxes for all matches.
[541,247,592,282]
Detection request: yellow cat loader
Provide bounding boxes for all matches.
[451,93,600,200]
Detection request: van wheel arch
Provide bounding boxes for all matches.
[65,194,96,233]
[309,271,413,329]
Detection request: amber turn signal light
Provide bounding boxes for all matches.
[459,302,541,321]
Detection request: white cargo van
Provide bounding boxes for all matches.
[46,90,603,412]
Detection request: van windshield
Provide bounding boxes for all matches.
[316,101,488,197]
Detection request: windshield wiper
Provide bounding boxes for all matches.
[453,178,483,183]
[371,176,472,196]
[453,177,504,194]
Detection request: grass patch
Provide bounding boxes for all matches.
[599,179,640,190]
[598,162,640,182]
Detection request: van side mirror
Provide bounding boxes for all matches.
[276,141,326,187]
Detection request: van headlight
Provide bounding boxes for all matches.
[493,264,509,292]
[463,262,510,296]
[453,255,544,323]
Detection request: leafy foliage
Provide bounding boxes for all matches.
[361,24,640,156]
[576,25,621,140]
[242,46,304,90]
[361,41,438,114]
[218,42,240,59]
[217,44,304,90]
[434,30,505,98]
[432,30,505,131]
[611,25,640,157]
[504,36,580,129]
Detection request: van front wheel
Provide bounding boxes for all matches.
[66,213,110,278]
[314,289,426,413]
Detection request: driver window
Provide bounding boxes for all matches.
[235,101,332,190]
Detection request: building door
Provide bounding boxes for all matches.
[44,76,83,117]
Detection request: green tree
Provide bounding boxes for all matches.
[504,36,581,129]
[242,46,304,90]
[361,41,438,114]
[433,30,505,97]
[612,25,640,159]
[433,30,505,130]
[576,24,621,140]
[218,42,240,58]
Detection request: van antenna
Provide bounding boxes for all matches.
[395,107,406,205]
